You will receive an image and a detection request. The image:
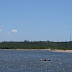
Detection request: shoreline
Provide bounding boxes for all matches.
[52,49,72,53]
[0,49,72,53]
[0,49,51,51]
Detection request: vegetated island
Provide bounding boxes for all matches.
[0,40,72,51]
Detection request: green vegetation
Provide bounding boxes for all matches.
[0,40,72,50]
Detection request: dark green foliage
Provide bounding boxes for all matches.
[0,41,72,50]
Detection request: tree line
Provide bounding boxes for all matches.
[0,41,72,50]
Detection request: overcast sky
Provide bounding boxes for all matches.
[0,0,72,42]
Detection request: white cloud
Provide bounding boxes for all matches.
[11,29,18,32]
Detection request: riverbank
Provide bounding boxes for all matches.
[0,49,72,53]
[52,49,72,53]
[0,49,51,51]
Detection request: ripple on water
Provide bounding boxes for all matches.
[0,50,72,72]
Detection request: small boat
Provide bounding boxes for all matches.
[40,59,50,61]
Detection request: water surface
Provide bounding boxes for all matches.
[0,50,72,72]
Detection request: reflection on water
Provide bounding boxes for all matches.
[0,50,72,72]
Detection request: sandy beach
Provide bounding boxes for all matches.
[52,49,72,53]
[16,49,72,53]
[0,49,51,51]
[0,49,72,53]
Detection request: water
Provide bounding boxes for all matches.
[0,50,72,72]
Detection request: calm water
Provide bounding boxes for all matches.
[0,50,72,72]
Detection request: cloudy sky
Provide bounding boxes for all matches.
[0,0,72,42]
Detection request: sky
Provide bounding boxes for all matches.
[0,0,72,42]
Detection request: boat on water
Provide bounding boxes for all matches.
[40,59,50,61]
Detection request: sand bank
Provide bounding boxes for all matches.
[52,49,72,53]
[17,49,72,53]
[0,49,51,50]
[0,49,72,52]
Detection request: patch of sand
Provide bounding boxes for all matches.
[0,49,72,52]
[52,49,72,53]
